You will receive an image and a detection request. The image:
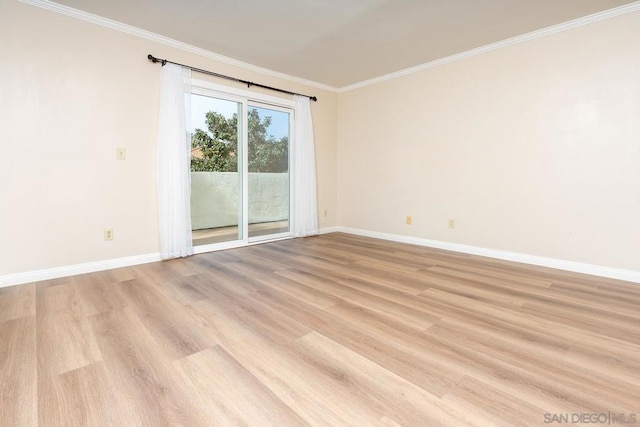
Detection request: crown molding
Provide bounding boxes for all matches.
[17,0,640,94]
[17,0,339,93]
[338,1,640,92]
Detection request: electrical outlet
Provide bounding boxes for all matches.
[116,147,126,160]
[104,228,114,240]
[406,215,413,225]
[448,219,456,229]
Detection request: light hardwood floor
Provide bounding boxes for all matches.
[1,233,639,426]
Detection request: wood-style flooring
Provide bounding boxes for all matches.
[1,233,639,426]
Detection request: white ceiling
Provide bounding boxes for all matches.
[52,0,636,88]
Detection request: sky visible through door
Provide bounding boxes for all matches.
[191,95,288,139]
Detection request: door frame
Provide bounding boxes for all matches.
[246,100,295,244]
[190,79,295,255]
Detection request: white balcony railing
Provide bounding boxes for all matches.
[190,172,289,230]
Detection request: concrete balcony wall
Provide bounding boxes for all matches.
[190,172,289,230]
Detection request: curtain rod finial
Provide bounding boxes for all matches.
[148,54,167,66]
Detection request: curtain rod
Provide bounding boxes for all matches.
[147,54,317,102]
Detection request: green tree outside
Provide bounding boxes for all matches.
[191,109,288,173]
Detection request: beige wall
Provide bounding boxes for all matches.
[0,0,337,276]
[2,0,639,278]
[337,11,640,272]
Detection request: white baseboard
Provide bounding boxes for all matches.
[333,227,640,284]
[0,228,338,288]
[3,227,638,288]
[0,253,162,288]
[319,226,340,235]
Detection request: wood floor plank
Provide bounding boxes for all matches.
[153,273,211,306]
[414,255,554,288]
[36,282,102,377]
[224,261,341,309]
[191,275,312,346]
[186,262,263,295]
[428,319,640,410]
[89,308,215,426]
[2,233,639,426]
[37,362,127,427]
[249,286,460,398]
[0,282,35,323]
[189,298,389,426]
[114,278,217,360]
[426,266,640,317]
[175,346,308,426]
[277,268,436,330]
[340,261,434,294]
[0,316,37,427]
[442,375,546,427]
[419,330,603,415]
[292,332,476,427]
[427,265,553,292]
[417,293,573,357]
[71,273,128,316]
[551,279,640,306]
[412,272,528,308]
[377,416,403,427]
[420,287,640,356]
[518,301,640,345]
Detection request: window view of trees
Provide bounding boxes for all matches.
[190,109,288,173]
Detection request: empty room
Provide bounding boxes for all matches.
[1,0,640,425]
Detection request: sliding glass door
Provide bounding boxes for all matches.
[189,93,244,246]
[189,86,293,250]
[247,103,291,239]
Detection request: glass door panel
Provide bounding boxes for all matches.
[189,94,243,246]
[247,104,291,239]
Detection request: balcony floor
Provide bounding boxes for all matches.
[192,220,289,246]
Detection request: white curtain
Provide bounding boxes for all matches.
[292,95,319,237]
[156,63,193,259]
